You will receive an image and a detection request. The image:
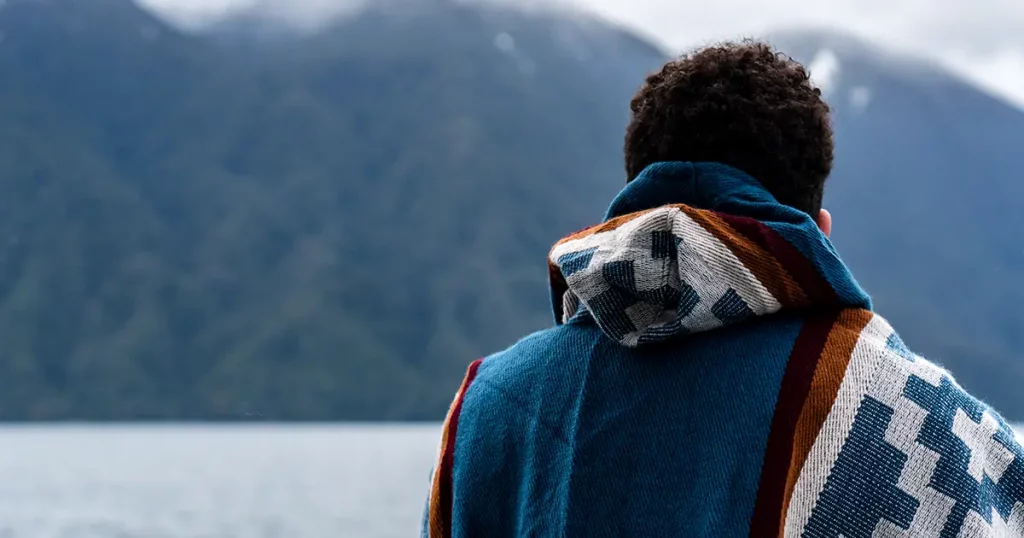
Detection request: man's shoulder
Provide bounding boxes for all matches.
[473,321,605,388]
[786,310,1024,535]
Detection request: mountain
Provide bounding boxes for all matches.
[0,0,1019,421]
[768,30,1024,415]
[0,0,665,419]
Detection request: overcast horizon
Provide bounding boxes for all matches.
[137,0,1024,109]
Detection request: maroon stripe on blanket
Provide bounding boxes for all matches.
[748,312,840,537]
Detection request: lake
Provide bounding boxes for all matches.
[0,425,441,538]
[2,424,1020,537]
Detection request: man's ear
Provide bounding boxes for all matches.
[816,208,833,237]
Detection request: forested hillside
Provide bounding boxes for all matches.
[0,0,1020,420]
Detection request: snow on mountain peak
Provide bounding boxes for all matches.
[493,31,515,52]
[849,85,872,113]
[808,48,840,94]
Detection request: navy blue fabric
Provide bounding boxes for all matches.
[451,315,805,537]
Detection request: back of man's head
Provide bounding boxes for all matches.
[624,40,833,216]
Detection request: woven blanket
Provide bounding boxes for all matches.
[424,162,1024,537]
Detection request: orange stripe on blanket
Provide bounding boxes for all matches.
[428,359,483,538]
[681,207,809,308]
[777,308,874,536]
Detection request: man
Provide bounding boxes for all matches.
[423,41,1024,537]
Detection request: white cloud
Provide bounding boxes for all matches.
[141,0,243,26]
[139,0,1024,107]
[571,0,1024,108]
[140,0,367,29]
[940,47,1024,108]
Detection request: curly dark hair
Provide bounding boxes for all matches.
[624,40,833,215]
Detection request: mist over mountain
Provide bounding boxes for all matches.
[0,0,1020,420]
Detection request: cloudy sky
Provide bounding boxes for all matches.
[141,0,1024,107]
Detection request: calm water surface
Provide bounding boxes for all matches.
[0,425,441,538]
[3,424,1021,537]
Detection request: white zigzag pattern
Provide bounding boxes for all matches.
[550,206,780,346]
[872,357,954,538]
[787,315,1024,537]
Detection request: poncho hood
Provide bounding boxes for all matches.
[548,162,871,347]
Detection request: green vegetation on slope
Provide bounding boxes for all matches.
[0,1,1020,420]
[0,0,664,419]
